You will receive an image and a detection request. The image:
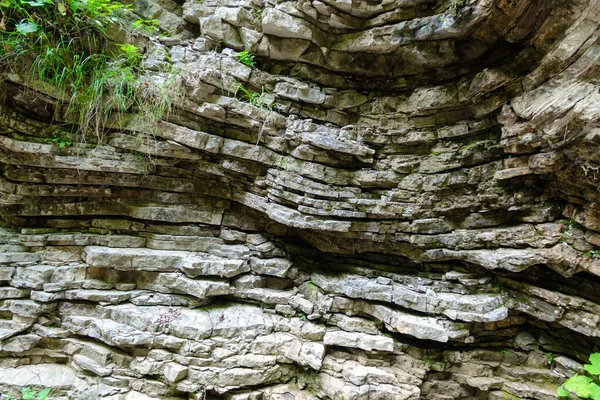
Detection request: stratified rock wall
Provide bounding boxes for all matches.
[0,0,599,398]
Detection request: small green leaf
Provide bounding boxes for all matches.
[564,374,595,397]
[68,0,82,12]
[15,21,39,35]
[582,352,600,378]
[22,387,34,400]
[591,385,600,400]
[557,385,569,397]
[37,388,51,400]
[585,363,600,375]
[57,2,67,15]
[589,353,600,369]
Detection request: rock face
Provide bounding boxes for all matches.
[0,0,599,398]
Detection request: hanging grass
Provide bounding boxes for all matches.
[0,0,183,143]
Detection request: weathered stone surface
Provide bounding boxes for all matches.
[0,364,86,390]
[0,0,599,398]
[163,362,188,383]
[323,330,394,352]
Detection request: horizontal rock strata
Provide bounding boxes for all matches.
[0,0,599,398]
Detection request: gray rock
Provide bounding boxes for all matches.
[262,9,312,40]
[163,362,188,383]
[249,257,292,277]
[0,364,86,389]
[323,330,394,352]
[1,334,41,352]
[73,354,114,377]
[1,0,599,398]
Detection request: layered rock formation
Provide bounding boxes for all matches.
[1,0,599,398]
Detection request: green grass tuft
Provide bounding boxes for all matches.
[0,0,182,144]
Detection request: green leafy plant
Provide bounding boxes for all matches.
[546,352,553,365]
[236,50,255,67]
[22,387,50,400]
[236,84,270,110]
[116,43,142,65]
[5,387,50,400]
[235,83,276,145]
[0,0,180,143]
[191,386,206,400]
[132,18,159,35]
[45,136,72,148]
[251,8,262,21]
[558,353,600,399]
[585,249,598,259]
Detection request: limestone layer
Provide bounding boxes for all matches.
[0,0,600,399]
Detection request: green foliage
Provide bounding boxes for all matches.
[558,353,600,399]
[559,376,600,399]
[15,20,38,34]
[251,8,262,21]
[116,43,142,65]
[0,0,180,142]
[45,135,72,148]
[22,387,50,400]
[1,0,128,51]
[585,249,598,259]
[236,84,271,110]
[5,387,50,400]
[546,352,553,365]
[586,354,600,375]
[132,18,159,35]
[235,83,276,145]
[236,50,255,67]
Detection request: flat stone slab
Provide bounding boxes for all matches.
[323,330,394,352]
[0,364,85,389]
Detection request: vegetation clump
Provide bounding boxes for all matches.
[236,50,255,67]
[558,353,600,399]
[132,17,159,35]
[45,135,72,148]
[5,387,50,400]
[0,0,181,142]
[236,83,270,110]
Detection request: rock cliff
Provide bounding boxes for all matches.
[0,0,599,398]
